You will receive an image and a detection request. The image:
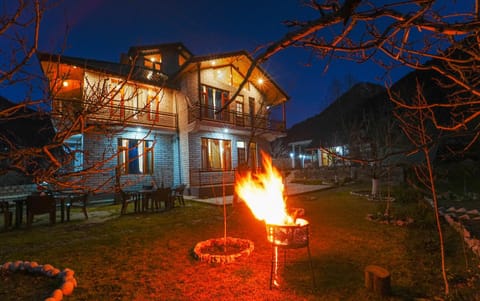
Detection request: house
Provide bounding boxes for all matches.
[38,42,288,198]
[285,82,386,168]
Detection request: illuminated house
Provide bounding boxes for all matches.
[38,43,288,198]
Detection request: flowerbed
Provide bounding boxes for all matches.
[0,261,77,301]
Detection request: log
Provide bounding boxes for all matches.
[365,265,391,296]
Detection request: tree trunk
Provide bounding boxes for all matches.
[365,265,391,296]
[371,178,379,197]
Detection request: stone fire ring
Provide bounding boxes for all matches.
[194,237,254,264]
[1,260,77,301]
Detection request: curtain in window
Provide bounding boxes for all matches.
[128,139,140,174]
[209,139,221,169]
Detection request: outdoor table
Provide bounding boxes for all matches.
[52,191,78,222]
[138,189,155,211]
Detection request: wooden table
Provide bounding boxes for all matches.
[138,189,155,211]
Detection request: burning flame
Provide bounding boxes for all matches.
[235,151,293,225]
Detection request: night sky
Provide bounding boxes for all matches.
[9,0,411,128]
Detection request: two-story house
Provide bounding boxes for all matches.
[38,42,288,198]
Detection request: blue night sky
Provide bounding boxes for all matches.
[9,0,412,128]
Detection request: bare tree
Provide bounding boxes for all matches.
[393,80,448,293]
[220,0,480,296]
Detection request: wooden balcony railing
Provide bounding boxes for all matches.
[187,103,285,132]
[53,98,177,130]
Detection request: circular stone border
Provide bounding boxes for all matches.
[0,261,77,301]
[193,237,254,264]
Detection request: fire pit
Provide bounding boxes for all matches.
[235,152,316,290]
[265,218,315,289]
[193,237,254,264]
[266,218,309,248]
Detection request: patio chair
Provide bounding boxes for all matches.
[25,194,57,227]
[152,187,172,210]
[120,190,139,215]
[172,184,186,207]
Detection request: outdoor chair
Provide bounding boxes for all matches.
[152,187,172,210]
[25,194,56,227]
[172,184,186,207]
[120,190,139,214]
[66,193,89,221]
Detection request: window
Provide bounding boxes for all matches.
[201,85,229,121]
[144,54,162,71]
[109,79,126,118]
[201,138,231,170]
[147,89,161,121]
[237,141,246,166]
[235,97,244,126]
[118,138,154,174]
[236,141,256,170]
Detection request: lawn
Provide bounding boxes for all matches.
[1,182,479,300]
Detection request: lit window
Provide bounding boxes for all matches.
[201,85,229,121]
[118,138,154,174]
[201,138,231,170]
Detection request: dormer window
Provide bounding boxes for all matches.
[144,53,162,71]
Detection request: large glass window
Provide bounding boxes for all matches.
[201,138,231,170]
[118,138,154,174]
[201,85,229,121]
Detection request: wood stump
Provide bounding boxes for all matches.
[365,265,391,296]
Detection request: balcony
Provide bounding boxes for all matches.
[52,98,177,130]
[187,103,286,132]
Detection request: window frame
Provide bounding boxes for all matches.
[201,137,231,171]
[117,138,154,175]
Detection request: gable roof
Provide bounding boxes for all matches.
[174,50,289,106]
[37,52,170,88]
[126,42,193,59]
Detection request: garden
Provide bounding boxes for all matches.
[1,180,479,300]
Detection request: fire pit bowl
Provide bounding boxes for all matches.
[193,237,254,264]
[266,218,309,249]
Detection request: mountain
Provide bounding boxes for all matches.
[0,96,55,149]
[286,82,386,146]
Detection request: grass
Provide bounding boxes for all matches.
[1,182,479,300]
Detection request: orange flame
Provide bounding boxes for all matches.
[235,151,293,225]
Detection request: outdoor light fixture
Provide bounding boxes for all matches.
[62,81,68,87]
[257,78,264,84]
[289,153,294,158]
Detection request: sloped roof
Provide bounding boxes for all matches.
[37,52,169,87]
[174,50,289,106]
[126,42,193,58]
